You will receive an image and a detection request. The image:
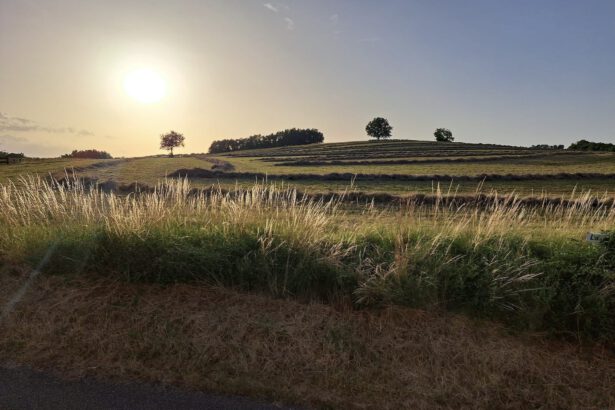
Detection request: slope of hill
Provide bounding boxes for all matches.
[1,140,614,197]
[212,139,615,176]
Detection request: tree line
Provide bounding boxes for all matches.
[61,149,113,159]
[208,128,324,154]
[568,139,615,152]
[530,144,565,150]
[0,151,24,159]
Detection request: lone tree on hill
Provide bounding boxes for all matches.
[366,117,392,141]
[160,130,185,157]
[434,128,454,142]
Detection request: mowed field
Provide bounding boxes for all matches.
[3,139,613,197]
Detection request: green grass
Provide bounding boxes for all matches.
[0,156,214,185]
[0,158,107,182]
[76,157,216,184]
[1,178,614,342]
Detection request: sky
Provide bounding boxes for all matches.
[1,0,614,157]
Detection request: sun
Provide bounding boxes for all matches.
[123,69,166,103]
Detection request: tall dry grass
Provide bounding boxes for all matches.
[0,176,614,341]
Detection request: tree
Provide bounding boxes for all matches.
[434,128,454,142]
[366,117,392,141]
[160,131,185,157]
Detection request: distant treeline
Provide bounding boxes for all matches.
[530,144,564,150]
[62,149,113,159]
[0,151,25,158]
[208,128,324,154]
[568,139,615,152]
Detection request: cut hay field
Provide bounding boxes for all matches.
[214,140,615,176]
[2,140,614,199]
[205,140,615,198]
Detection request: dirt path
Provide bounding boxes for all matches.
[0,365,296,410]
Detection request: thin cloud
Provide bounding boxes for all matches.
[0,134,27,144]
[0,133,70,157]
[360,37,380,44]
[264,3,278,13]
[263,2,294,30]
[0,112,94,136]
[330,13,339,24]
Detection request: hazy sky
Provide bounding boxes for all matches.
[1,0,614,157]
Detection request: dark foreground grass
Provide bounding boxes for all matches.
[1,275,614,409]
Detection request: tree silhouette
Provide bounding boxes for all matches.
[568,139,615,152]
[61,149,112,159]
[366,117,392,141]
[160,131,185,157]
[434,128,454,142]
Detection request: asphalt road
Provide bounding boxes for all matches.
[0,365,299,410]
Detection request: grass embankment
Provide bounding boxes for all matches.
[1,177,614,342]
[2,276,614,409]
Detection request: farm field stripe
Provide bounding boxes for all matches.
[168,167,615,182]
[269,152,577,166]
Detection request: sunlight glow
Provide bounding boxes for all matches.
[123,69,166,103]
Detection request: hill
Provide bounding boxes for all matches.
[1,139,614,197]
[202,139,615,197]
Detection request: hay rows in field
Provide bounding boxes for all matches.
[169,167,615,183]
[223,140,541,158]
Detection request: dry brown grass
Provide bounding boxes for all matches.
[1,273,614,410]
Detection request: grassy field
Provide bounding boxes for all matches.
[1,178,613,339]
[1,139,614,198]
[0,156,212,185]
[1,149,614,408]
[214,143,615,175]
[185,177,615,198]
